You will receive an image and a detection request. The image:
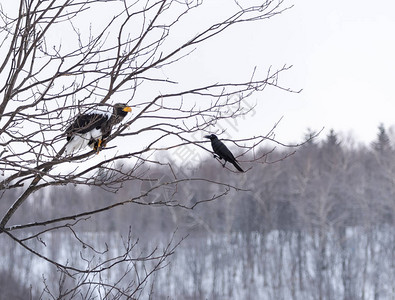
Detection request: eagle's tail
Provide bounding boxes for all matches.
[65,134,90,154]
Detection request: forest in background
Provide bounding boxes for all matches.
[2,124,395,299]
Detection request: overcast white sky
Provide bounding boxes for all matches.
[276,0,395,145]
[178,0,395,145]
[267,0,395,145]
[7,0,395,148]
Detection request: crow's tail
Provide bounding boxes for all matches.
[232,160,244,172]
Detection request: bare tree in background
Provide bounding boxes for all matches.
[0,0,300,297]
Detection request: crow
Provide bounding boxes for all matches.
[204,134,244,172]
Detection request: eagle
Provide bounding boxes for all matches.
[65,103,132,154]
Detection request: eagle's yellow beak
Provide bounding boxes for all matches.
[123,106,132,112]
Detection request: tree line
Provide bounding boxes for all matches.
[2,124,395,298]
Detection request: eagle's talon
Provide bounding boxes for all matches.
[94,139,108,154]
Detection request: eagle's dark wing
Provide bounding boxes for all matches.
[66,113,110,141]
[65,112,112,154]
[65,104,131,154]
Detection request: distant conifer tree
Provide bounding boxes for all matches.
[372,123,391,153]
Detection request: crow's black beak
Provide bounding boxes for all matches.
[204,135,211,139]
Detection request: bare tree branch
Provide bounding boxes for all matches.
[0,0,307,297]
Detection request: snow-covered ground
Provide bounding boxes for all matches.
[2,225,395,299]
